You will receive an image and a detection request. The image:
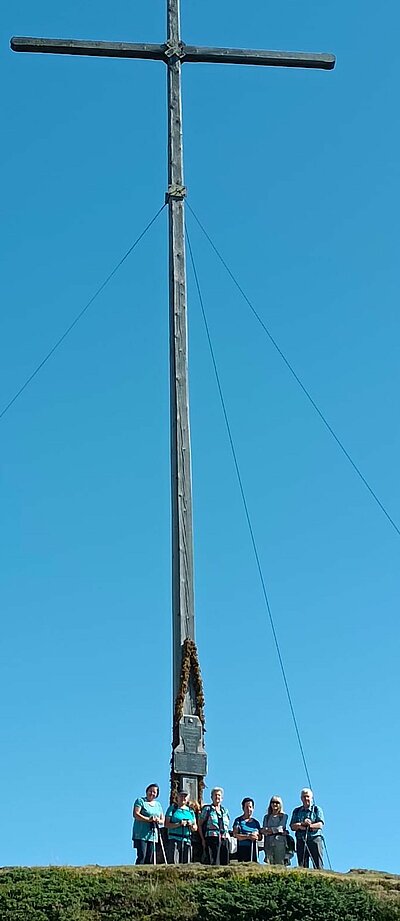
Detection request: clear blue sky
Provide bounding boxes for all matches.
[1,0,399,874]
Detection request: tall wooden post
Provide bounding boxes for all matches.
[167,0,194,706]
[166,0,206,803]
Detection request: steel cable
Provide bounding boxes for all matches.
[1,202,166,421]
[187,202,400,541]
[185,223,313,788]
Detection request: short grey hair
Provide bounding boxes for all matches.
[211,786,224,797]
[301,788,313,798]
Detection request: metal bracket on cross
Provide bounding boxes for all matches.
[165,184,187,203]
[164,39,185,60]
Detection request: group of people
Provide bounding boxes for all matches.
[132,785,325,870]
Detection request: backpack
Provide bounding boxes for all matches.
[202,804,227,837]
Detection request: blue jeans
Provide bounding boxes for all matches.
[134,838,155,865]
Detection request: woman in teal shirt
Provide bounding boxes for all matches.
[132,783,164,864]
[233,797,261,862]
[165,789,197,863]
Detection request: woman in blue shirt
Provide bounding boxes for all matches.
[132,783,164,865]
[165,789,197,863]
[233,797,261,862]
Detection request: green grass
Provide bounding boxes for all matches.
[1,865,399,921]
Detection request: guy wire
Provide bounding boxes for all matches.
[185,221,313,792]
[1,202,167,421]
[187,202,400,542]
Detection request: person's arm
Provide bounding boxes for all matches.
[305,806,324,831]
[165,809,191,831]
[232,818,247,840]
[164,808,178,830]
[150,803,164,825]
[223,810,231,838]
[133,803,153,824]
[262,815,274,836]
[198,808,208,844]
[274,814,286,834]
[290,809,303,832]
[245,820,260,841]
[133,802,163,825]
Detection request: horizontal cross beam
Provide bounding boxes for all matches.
[183,46,335,69]
[10,37,166,61]
[11,37,335,70]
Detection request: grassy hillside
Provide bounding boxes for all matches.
[1,864,399,921]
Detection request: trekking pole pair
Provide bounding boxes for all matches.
[151,820,168,865]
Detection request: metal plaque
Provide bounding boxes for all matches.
[173,714,207,776]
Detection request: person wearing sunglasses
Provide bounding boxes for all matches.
[262,795,288,865]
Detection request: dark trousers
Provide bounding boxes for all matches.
[168,838,192,864]
[191,830,204,863]
[237,841,258,862]
[296,835,324,869]
[205,836,230,866]
[134,838,155,865]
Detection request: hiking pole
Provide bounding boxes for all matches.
[248,837,253,862]
[302,827,308,868]
[180,820,193,865]
[151,821,157,865]
[322,835,332,871]
[304,837,317,869]
[303,826,317,870]
[158,826,168,865]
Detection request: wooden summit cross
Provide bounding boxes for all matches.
[11,2,335,804]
